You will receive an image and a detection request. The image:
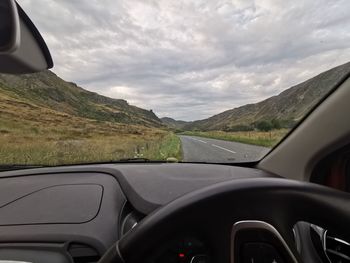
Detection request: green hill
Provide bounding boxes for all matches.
[0,70,184,166]
[184,62,350,131]
[0,70,164,128]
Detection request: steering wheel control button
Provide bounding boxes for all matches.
[242,243,260,262]
[242,243,284,263]
[260,243,284,263]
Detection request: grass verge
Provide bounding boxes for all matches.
[141,133,182,161]
[180,129,290,147]
[0,95,182,165]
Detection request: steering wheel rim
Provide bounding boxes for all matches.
[98,178,350,263]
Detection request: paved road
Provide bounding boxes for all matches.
[179,135,271,163]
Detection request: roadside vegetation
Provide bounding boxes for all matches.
[0,94,182,165]
[143,132,182,160]
[180,129,290,148]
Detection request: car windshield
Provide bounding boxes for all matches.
[1,1,350,166]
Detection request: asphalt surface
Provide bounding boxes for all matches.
[179,135,271,163]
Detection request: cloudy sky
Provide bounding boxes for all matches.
[18,0,350,121]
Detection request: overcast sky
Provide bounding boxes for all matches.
[18,0,350,121]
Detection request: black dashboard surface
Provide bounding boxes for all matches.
[2,163,276,213]
[0,172,125,254]
[0,163,276,255]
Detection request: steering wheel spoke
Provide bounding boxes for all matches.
[231,220,298,263]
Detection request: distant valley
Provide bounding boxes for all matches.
[160,117,190,130]
[162,61,350,132]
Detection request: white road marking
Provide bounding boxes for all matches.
[211,144,236,154]
[190,138,207,144]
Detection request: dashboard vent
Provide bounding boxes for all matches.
[68,243,100,263]
[324,232,350,262]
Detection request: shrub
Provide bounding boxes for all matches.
[255,120,273,131]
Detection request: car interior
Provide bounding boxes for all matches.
[1,1,350,263]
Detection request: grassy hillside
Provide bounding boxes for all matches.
[0,71,181,165]
[0,70,164,128]
[184,62,350,131]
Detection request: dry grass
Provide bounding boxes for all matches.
[181,129,290,147]
[0,95,181,165]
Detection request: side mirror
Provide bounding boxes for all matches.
[0,0,53,73]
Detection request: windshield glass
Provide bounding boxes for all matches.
[1,1,350,166]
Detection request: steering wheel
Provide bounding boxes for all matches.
[98,178,350,263]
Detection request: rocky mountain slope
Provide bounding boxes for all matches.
[0,70,164,128]
[183,62,350,131]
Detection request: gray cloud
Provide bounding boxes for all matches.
[18,0,350,120]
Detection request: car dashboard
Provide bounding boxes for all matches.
[0,162,347,263]
[0,163,274,263]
